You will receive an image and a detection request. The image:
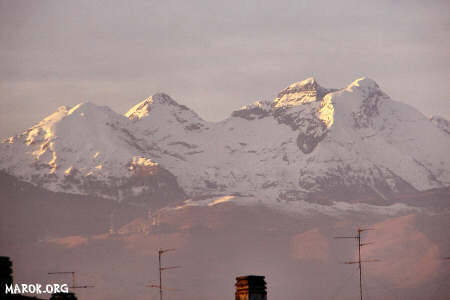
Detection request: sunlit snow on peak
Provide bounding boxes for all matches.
[273,77,328,108]
[346,77,379,91]
[288,77,318,89]
[316,94,335,128]
[125,93,181,121]
[125,97,153,120]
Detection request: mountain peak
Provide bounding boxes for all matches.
[287,77,320,89]
[151,93,178,105]
[67,102,103,115]
[273,77,328,108]
[124,93,205,131]
[125,93,181,120]
[2,76,450,208]
[346,77,380,91]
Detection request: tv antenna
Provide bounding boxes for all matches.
[146,248,180,300]
[109,212,115,234]
[334,228,379,300]
[48,271,95,292]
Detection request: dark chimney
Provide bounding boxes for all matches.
[0,256,13,298]
[235,275,267,300]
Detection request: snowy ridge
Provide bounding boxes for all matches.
[1,77,449,210]
[273,77,329,107]
[0,102,184,203]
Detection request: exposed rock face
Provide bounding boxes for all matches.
[296,124,327,154]
[431,115,450,135]
[271,78,333,154]
[273,77,329,107]
[231,101,272,120]
[0,102,186,206]
[1,77,449,207]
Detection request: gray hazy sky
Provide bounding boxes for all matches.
[1,0,449,138]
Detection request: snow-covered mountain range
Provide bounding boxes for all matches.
[1,77,449,208]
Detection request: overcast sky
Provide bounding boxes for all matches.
[1,0,449,138]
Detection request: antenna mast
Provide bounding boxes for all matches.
[48,271,95,293]
[146,248,180,300]
[334,227,379,300]
[109,212,114,234]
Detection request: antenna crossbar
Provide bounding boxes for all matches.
[147,248,180,300]
[334,227,379,300]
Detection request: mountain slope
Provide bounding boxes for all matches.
[0,102,184,205]
[431,115,450,135]
[1,77,449,208]
[125,77,450,204]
